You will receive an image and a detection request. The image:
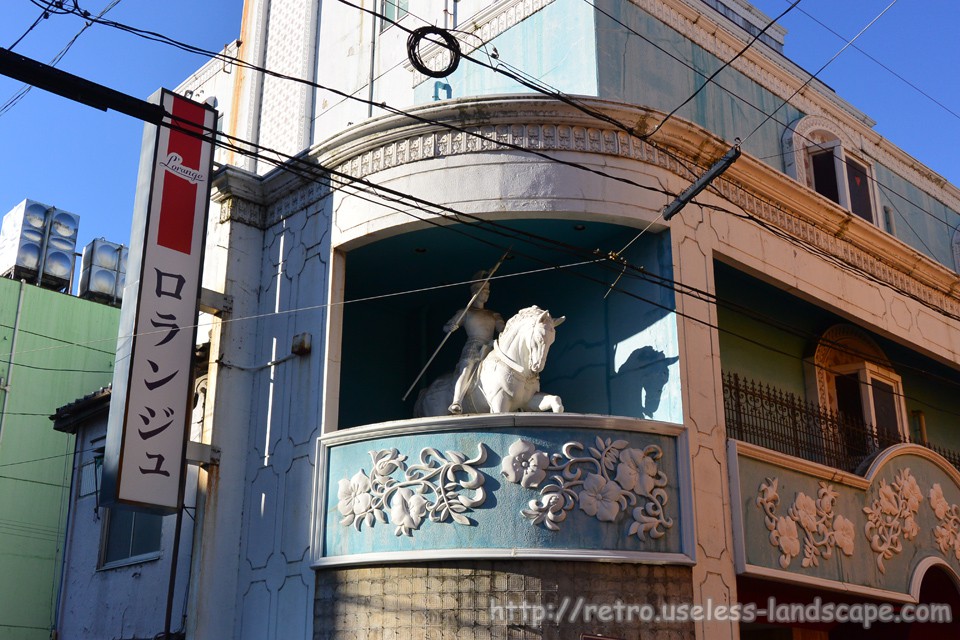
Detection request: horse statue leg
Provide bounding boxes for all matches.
[526,391,564,413]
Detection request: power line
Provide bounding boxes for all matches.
[7,2,960,420]
[791,2,960,123]
[643,0,802,140]
[8,9,48,50]
[582,0,959,240]
[0,0,123,118]
[741,0,900,144]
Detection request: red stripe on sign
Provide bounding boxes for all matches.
[156,96,208,254]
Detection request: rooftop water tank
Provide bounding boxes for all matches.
[0,199,80,291]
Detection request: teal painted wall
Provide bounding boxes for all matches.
[0,279,118,640]
[413,0,599,104]
[716,262,960,458]
[874,163,960,270]
[591,0,802,170]
[880,340,960,454]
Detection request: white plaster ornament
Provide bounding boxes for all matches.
[502,437,673,540]
[415,305,565,417]
[337,445,487,537]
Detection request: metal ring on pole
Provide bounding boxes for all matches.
[407,26,461,78]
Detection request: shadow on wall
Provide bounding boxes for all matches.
[619,346,680,418]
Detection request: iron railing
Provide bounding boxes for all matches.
[722,371,960,473]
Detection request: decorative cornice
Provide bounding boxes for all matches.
[312,97,960,322]
[635,0,960,214]
[734,440,870,490]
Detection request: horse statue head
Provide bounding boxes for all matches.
[414,305,565,417]
[496,306,565,375]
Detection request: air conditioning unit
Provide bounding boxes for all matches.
[78,238,128,304]
[0,199,80,290]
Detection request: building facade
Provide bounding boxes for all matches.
[53,0,960,639]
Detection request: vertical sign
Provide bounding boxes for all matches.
[102,89,216,513]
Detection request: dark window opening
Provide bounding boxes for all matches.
[810,150,840,204]
[846,158,874,222]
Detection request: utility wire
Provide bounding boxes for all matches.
[8,9,48,50]
[357,0,960,246]
[31,0,959,243]
[741,0,900,144]
[643,0,802,140]
[582,0,959,238]
[7,2,960,412]
[0,0,123,118]
[791,2,960,123]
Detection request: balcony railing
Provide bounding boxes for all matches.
[722,371,960,473]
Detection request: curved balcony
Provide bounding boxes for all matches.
[313,413,693,568]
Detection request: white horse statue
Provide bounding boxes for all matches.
[414,306,565,416]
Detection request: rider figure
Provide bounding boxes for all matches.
[445,271,505,414]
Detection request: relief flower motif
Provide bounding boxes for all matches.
[902,474,924,513]
[507,438,672,540]
[758,479,855,569]
[774,516,801,566]
[338,471,375,529]
[371,448,407,479]
[615,448,659,495]
[522,486,574,532]
[336,445,488,538]
[502,439,549,488]
[578,473,623,522]
[929,485,960,561]
[863,469,924,573]
[792,493,819,533]
[930,484,950,520]
[389,487,428,537]
[878,482,899,516]
[833,515,856,556]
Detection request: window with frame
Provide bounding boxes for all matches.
[99,508,163,568]
[806,324,908,463]
[381,0,408,31]
[784,116,881,228]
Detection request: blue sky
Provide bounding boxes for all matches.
[0,0,956,269]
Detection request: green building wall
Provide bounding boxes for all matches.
[0,278,119,640]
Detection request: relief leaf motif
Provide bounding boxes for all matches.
[929,483,960,561]
[862,468,923,573]
[756,478,855,570]
[336,445,488,537]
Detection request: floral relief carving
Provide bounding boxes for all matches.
[756,478,856,569]
[862,468,923,573]
[929,484,960,561]
[502,437,673,541]
[337,445,488,537]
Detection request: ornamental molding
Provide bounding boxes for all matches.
[863,468,923,573]
[756,478,856,570]
[502,437,673,540]
[218,196,267,229]
[316,99,960,320]
[810,324,891,415]
[782,115,858,189]
[404,0,557,86]
[633,0,960,212]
